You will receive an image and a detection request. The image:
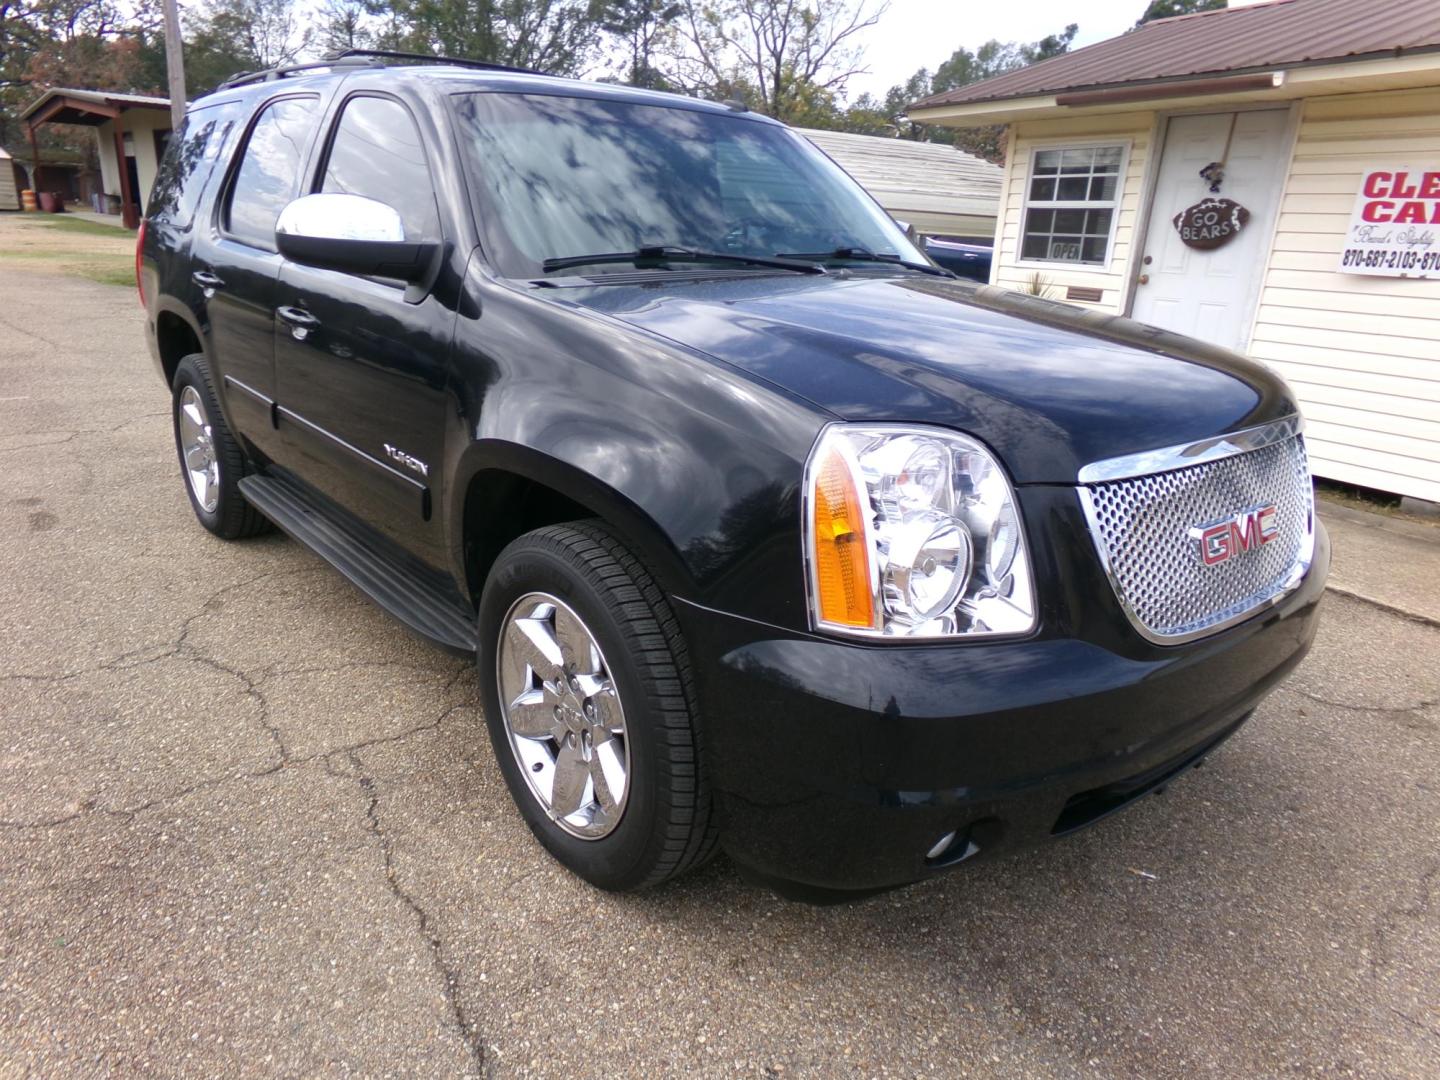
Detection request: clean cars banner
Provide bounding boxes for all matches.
[1338,167,1440,277]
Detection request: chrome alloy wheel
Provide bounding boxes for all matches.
[497,592,630,839]
[177,385,220,513]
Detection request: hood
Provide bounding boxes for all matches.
[564,273,1297,485]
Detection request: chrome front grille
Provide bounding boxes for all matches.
[1079,424,1315,644]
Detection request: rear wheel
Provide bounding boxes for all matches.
[478,521,716,891]
[171,353,270,539]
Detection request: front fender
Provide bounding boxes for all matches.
[441,269,828,630]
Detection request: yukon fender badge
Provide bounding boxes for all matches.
[383,443,429,478]
[1188,504,1278,566]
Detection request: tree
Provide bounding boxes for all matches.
[594,0,682,89]
[666,0,888,124]
[835,89,889,134]
[1022,22,1076,63]
[932,39,1020,94]
[773,72,843,127]
[24,27,147,90]
[0,0,163,161]
[184,0,310,91]
[931,24,1074,97]
[1136,0,1225,26]
[380,0,598,76]
[831,23,1077,163]
[5,0,161,94]
[2,1,46,92]
[318,0,372,55]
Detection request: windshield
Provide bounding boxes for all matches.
[451,92,926,278]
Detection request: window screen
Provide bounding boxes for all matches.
[225,96,320,249]
[321,96,439,241]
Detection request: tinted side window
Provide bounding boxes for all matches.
[147,102,240,227]
[321,96,439,241]
[225,97,320,249]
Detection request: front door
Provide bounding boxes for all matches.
[272,92,454,566]
[1131,109,1290,352]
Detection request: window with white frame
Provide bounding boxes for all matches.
[1020,145,1125,266]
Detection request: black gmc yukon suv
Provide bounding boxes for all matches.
[141,53,1327,899]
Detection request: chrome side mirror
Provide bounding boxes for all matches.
[275,193,437,282]
[277,192,406,242]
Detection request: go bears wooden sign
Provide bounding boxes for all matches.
[1173,197,1250,251]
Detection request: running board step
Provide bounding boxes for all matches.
[238,471,477,655]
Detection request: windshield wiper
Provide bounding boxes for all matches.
[776,247,953,278]
[541,246,827,275]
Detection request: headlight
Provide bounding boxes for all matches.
[804,424,1036,639]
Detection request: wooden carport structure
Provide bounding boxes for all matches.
[19,88,173,228]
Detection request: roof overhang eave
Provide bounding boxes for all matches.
[907,46,1440,127]
[20,90,170,124]
[907,93,1061,127]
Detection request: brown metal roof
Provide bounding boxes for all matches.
[909,0,1440,112]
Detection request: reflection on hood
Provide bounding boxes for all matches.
[565,273,1295,484]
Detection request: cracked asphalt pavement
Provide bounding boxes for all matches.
[2,268,1438,1079]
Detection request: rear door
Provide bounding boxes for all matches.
[271,91,455,564]
[145,98,242,306]
[191,93,324,460]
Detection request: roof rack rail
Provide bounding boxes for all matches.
[320,48,544,77]
[218,55,379,90]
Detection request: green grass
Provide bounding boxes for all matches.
[0,249,73,259]
[79,261,137,287]
[29,214,134,238]
[2,212,135,287]
[0,248,134,287]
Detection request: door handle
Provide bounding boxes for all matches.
[276,305,320,341]
[276,306,319,328]
[1137,273,1150,285]
[192,270,224,296]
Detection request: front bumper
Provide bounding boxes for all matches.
[674,522,1329,894]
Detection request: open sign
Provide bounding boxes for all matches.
[1173,197,1250,250]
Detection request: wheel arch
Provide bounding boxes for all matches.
[154,302,206,388]
[452,440,697,609]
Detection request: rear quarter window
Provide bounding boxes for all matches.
[147,101,241,228]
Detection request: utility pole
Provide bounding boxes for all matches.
[162,0,187,130]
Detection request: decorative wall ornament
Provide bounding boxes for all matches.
[1173,197,1251,250]
[1199,161,1226,193]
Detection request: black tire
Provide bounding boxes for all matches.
[477,521,717,891]
[171,353,270,539]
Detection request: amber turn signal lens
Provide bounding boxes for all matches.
[811,445,875,629]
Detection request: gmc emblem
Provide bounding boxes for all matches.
[1189,505,1279,566]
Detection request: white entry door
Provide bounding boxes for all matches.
[1131,110,1290,352]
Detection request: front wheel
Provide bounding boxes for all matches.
[477,521,716,891]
